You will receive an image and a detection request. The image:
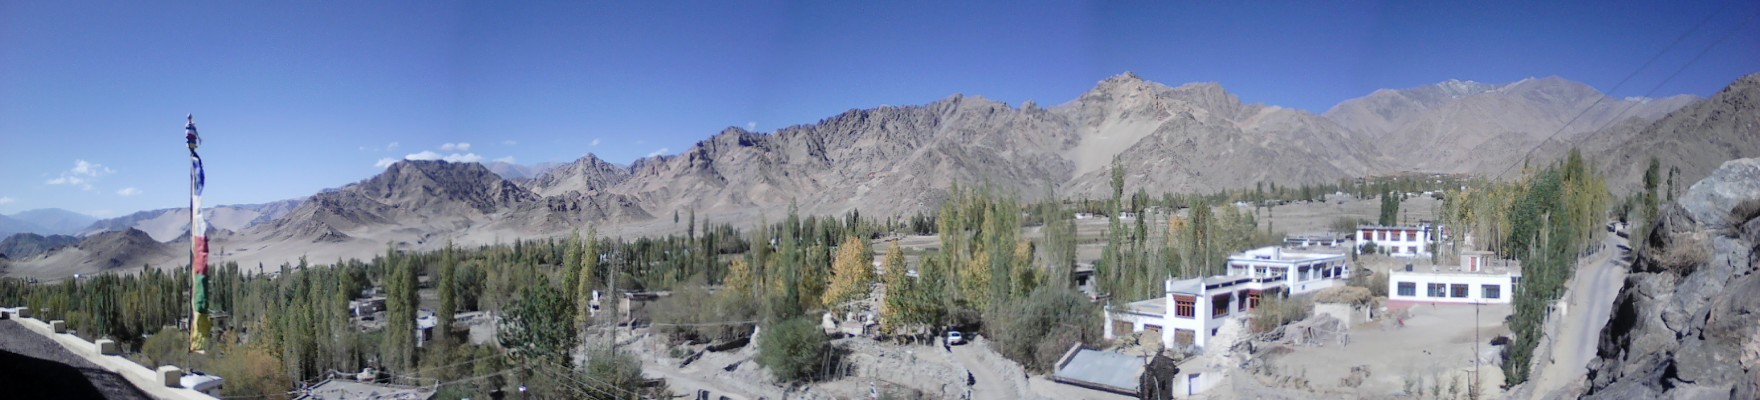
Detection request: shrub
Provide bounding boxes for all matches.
[986,286,1102,373]
[1250,294,1311,333]
[756,317,829,383]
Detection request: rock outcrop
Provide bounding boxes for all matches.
[1584,157,1760,399]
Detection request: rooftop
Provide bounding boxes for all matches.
[298,379,435,400]
[1228,246,1345,263]
[1052,347,1145,395]
[1123,298,1167,316]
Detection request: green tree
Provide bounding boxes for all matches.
[756,317,830,383]
[383,248,419,373]
[436,242,458,351]
[499,281,576,369]
[575,226,599,330]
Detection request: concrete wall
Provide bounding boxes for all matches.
[1313,302,1369,326]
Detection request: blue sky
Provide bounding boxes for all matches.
[2,1,1758,217]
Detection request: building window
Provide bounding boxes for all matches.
[1397,282,1416,297]
[1406,231,1416,241]
[1212,294,1231,317]
[1428,283,1447,297]
[1408,246,1417,254]
[1175,297,1195,319]
[1451,284,1468,298]
[1482,284,1500,299]
[1378,230,1387,241]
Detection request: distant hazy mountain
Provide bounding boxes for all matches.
[7,209,98,236]
[81,199,304,241]
[0,214,47,238]
[13,71,1743,277]
[1325,77,1697,175]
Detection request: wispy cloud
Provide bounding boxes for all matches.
[493,156,516,164]
[646,148,670,158]
[387,141,400,151]
[440,142,472,151]
[116,187,141,197]
[47,159,113,190]
[374,158,399,168]
[747,121,757,131]
[0,196,14,205]
[590,138,601,146]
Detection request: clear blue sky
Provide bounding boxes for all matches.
[3,1,1757,217]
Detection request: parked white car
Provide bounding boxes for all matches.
[947,330,965,345]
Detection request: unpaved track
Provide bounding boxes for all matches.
[1530,233,1628,398]
[949,342,1008,400]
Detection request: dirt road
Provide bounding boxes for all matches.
[1529,233,1629,398]
[949,341,1011,400]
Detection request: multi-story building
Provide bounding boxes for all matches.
[1387,251,1520,306]
[1102,247,1350,349]
[1356,224,1446,258]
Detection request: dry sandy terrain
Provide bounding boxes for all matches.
[1268,303,1511,398]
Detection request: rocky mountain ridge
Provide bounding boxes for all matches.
[8,72,1747,277]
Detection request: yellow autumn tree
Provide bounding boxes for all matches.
[879,241,910,333]
[960,246,992,311]
[725,258,753,297]
[822,236,874,309]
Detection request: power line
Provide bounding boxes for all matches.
[1493,1,1753,181]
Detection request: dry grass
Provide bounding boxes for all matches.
[1658,231,1711,274]
[1314,286,1373,306]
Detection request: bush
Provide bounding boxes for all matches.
[986,286,1102,373]
[756,317,829,383]
[581,345,648,399]
[1250,294,1311,333]
[139,327,186,368]
[652,280,757,343]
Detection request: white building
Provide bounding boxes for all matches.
[1225,246,1350,295]
[1387,251,1521,305]
[1103,246,1350,349]
[1356,224,1446,258]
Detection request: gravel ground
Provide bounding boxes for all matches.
[0,320,151,400]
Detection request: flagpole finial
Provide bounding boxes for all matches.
[185,115,200,150]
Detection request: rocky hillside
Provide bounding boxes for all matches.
[1588,72,1760,193]
[0,233,81,260]
[1583,157,1760,398]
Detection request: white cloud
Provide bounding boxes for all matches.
[493,156,516,164]
[440,142,472,151]
[374,158,399,168]
[646,148,670,158]
[501,140,518,146]
[0,196,14,205]
[47,159,111,190]
[116,187,141,197]
[402,150,482,163]
[404,151,442,161]
[71,160,113,177]
[387,141,400,151]
[444,153,483,163]
[590,138,601,146]
[747,121,757,131]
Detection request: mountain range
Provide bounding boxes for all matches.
[6,72,1758,279]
